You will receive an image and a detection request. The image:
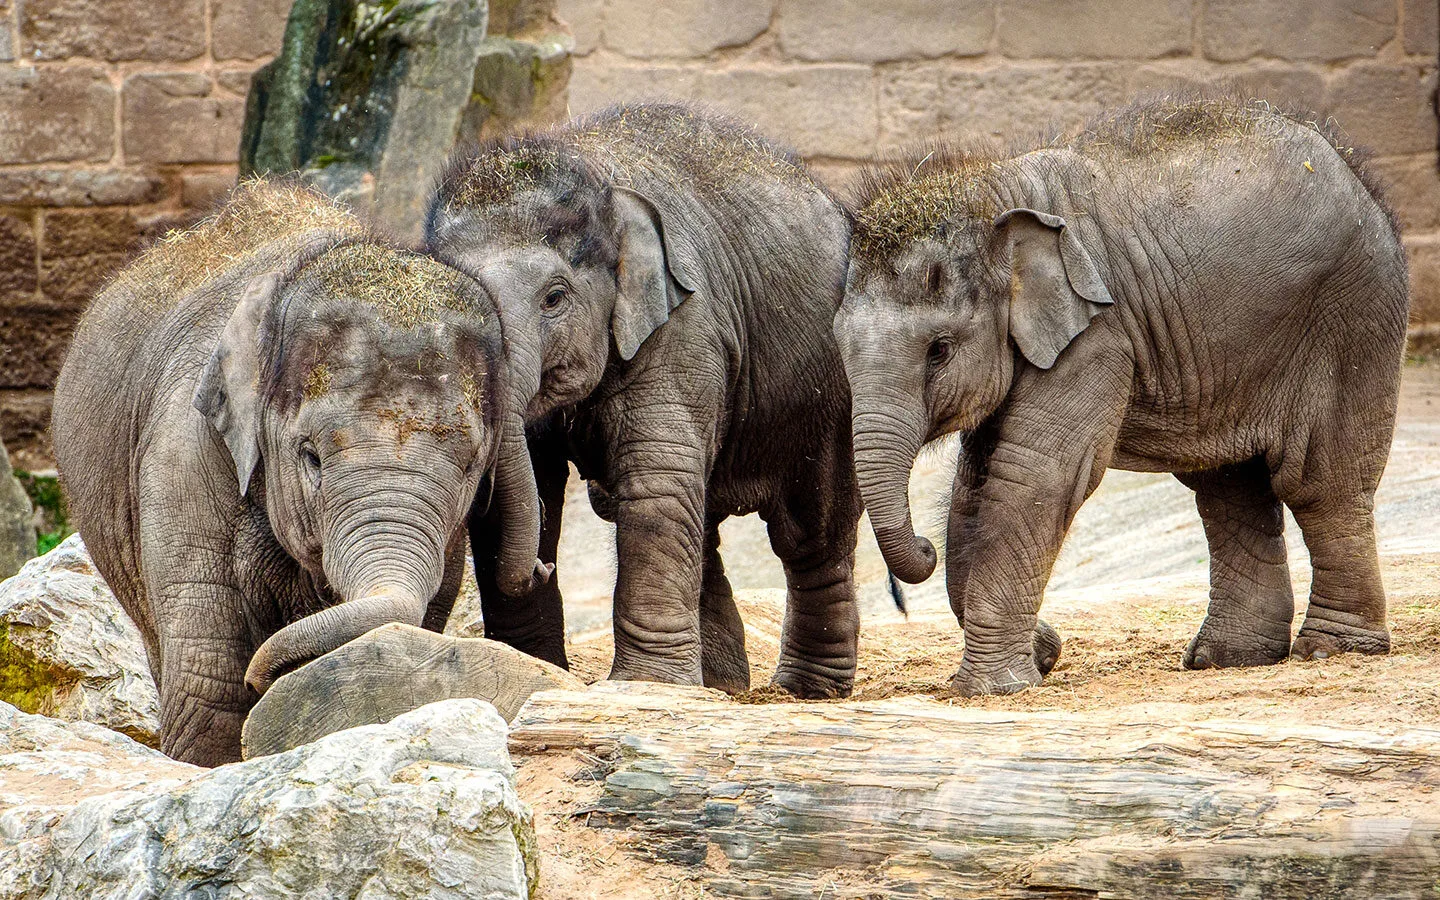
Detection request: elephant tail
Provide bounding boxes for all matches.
[887,571,907,617]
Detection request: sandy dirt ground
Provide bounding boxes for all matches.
[522,361,1440,898]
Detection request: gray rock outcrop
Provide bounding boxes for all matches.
[0,535,159,746]
[0,698,536,899]
[0,440,36,582]
[239,0,570,242]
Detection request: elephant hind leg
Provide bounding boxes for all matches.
[1287,493,1389,660]
[762,487,862,700]
[698,521,750,694]
[1176,460,1295,670]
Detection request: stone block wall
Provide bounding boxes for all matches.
[561,0,1440,332]
[0,0,282,466]
[2,0,1437,464]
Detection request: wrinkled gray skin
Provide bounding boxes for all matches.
[427,104,866,696]
[52,184,544,765]
[837,99,1409,697]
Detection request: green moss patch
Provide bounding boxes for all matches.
[0,628,71,715]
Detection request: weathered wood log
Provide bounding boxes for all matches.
[242,622,582,759]
[509,683,1440,899]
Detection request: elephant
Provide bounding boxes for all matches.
[51,180,547,765]
[424,103,869,697]
[834,94,1409,697]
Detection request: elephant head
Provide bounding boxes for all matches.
[193,243,548,694]
[835,159,1113,584]
[425,140,700,423]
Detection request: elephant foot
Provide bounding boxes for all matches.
[1033,620,1063,677]
[1291,621,1390,661]
[949,650,1042,698]
[702,648,751,694]
[608,652,704,686]
[771,659,855,699]
[1183,615,1291,670]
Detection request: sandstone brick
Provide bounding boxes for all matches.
[696,65,878,159]
[123,74,246,164]
[0,214,38,304]
[217,70,259,95]
[0,390,54,468]
[0,169,165,207]
[878,63,948,153]
[1125,61,1327,111]
[1203,0,1395,62]
[941,63,1130,143]
[1404,0,1439,56]
[1406,237,1440,327]
[1367,156,1440,233]
[181,171,237,210]
[0,67,114,165]
[778,0,992,63]
[0,22,14,62]
[39,209,142,307]
[20,0,204,61]
[604,0,771,57]
[1000,0,1191,59]
[1326,64,1438,156]
[566,59,703,117]
[569,60,877,158]
[556,0,602,55]
[0,304,81,389]
[212,0,291,61]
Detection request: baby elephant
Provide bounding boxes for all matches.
[52,181,545,765]
[837,95,1408,696]
[427,103,865,697]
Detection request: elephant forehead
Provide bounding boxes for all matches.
[299,244,481,329]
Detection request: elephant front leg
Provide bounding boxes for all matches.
[948,424,1063,677]
[951,366,1128,698]
[149,585,255,766]
[1176,461,1294,669]
[609,488,707,685]
[699,520,750,693]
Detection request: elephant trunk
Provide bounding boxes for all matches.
[491,404,552,596]
[246,483,452,695]
[852,402,937,584]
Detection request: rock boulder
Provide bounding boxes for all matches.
[242,621,583,759]
[0,698,536,899]
[0,535,159,746]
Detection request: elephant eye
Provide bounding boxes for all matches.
[541,285,568,313]
[927,337,954,368]
[299,442,322,487]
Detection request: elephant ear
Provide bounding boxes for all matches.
[993,208,1113,370]
[193,272,281,496]
[611,187,698,361]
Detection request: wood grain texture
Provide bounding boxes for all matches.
[241,622,583,759]
[509,683,1440,899]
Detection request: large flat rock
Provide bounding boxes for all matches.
[243,622,583,759]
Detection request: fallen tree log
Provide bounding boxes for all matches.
[509,683,1440,899]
